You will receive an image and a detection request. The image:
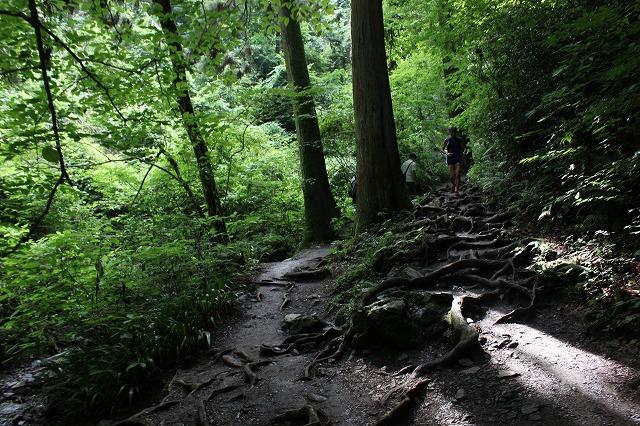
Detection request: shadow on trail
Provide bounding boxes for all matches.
[108,180,640,426]
[277,180,640,426]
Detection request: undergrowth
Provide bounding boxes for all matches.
[328,210,425,320]
[473,161,640,339]
[0,226,290,424]
[548,233,640,337]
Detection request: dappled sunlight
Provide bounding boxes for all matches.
[489,320,640,424]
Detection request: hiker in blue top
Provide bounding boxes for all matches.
[441,126,466,195]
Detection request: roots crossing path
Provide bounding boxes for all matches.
[113,183,640,426]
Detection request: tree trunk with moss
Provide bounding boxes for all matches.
[351,0,412,233]
[279,5,339,244]
[153,0,228,240]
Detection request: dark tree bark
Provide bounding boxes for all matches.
[351,0,412,233]
[279,5,339,243]
[153,0,228,240]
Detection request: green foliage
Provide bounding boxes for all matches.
[531,233,640,337]
[0,0,338,422]
[329,211,426,309]
[389,52,450,185]
[44,273,235,422]
[437,0,640,251]
[3,0,638,420]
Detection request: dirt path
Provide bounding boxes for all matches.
[114,245,384,425]
[3,182,636,425]
[104,182,640,426]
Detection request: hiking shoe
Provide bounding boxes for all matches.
[450,185,455,193]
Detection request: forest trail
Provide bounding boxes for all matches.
[93,184,640,425]
[0,160,634,425]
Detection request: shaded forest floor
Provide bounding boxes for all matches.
[2,182,640,425]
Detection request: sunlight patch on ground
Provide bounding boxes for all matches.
[490,321,640,424]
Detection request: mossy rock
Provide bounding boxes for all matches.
[351,292,452,349]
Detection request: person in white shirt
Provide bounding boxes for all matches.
[401,153,418,195]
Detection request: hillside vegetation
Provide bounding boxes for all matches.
[0,0,638,422]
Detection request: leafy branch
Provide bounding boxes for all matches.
[0,6,126,123]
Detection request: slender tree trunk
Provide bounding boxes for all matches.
[153,0,227,240]
[279,5,339,243]
[351,0,411,233]
[438,5,463,120]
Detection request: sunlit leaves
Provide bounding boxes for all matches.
[260,0,334,35]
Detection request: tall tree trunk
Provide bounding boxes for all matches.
[438,4,463,121]
[279,5,338,243]
[351,0,411,233]
[153,0,227,240]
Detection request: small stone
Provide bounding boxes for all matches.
[284,313,302,323]
[455,388,467,400]
[496,338,511,349]
[458,358,474,367]
[521,404,539,415]
[460,366,481,375]
[498,370,520,378]
[306,393,327,402]
[0,402,22,417]
[606,339,621,348]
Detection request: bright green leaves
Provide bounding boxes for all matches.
[261,0,335,35]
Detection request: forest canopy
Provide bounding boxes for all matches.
[0,0,638,422]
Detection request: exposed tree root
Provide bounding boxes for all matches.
[260,328,341,356]
[205,383,242,401]
[242,360,271,385]
[256,184,543,425]
[374,378,431,426]
[257,279,293,286]
[280,283,295,310]
[113,419,155,426]
[170,376,220,397]
[301,259,511,378]
[494,276,540,324]
[195,400,209,426]
[283,268,330,281]
[269,404,330,426]
[116,399,180,424]
[216,349,271,385]
[370,291,504,424]
[222,353,246,368]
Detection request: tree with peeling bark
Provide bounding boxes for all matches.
[152,0,228,240]
[351,0,412,234]
[278,2,339,244]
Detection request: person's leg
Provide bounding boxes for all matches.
[448,164,455,192]
[454,163,462,194]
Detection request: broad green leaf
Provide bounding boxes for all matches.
[42,146,60,163]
